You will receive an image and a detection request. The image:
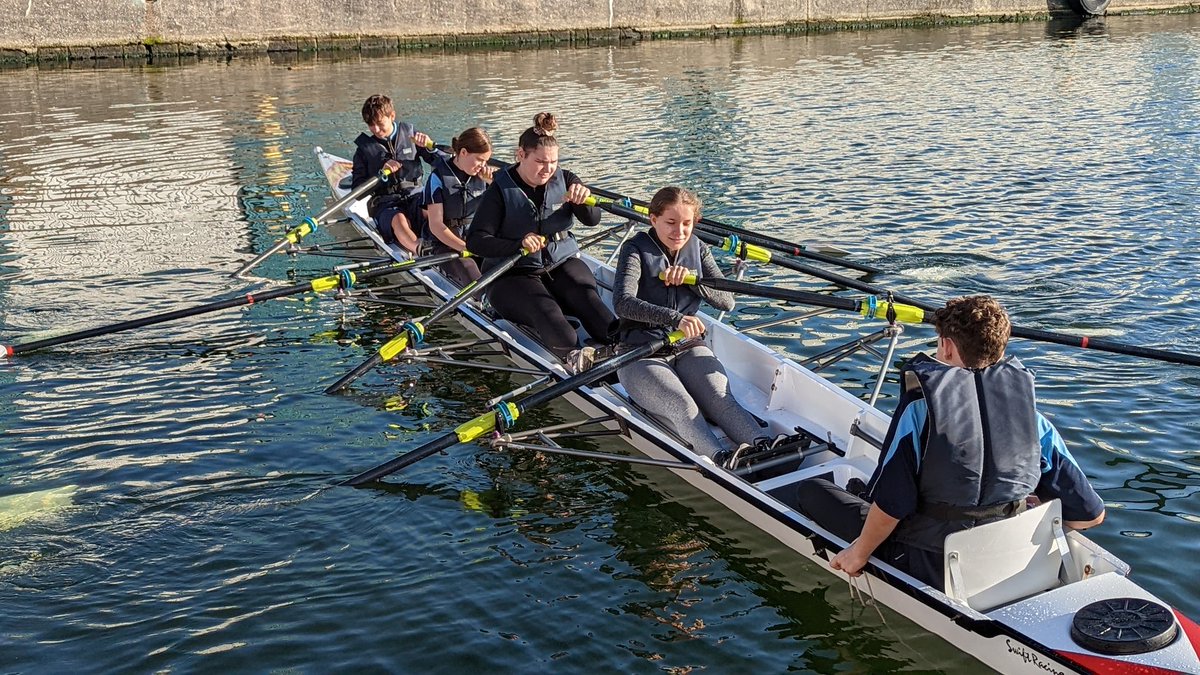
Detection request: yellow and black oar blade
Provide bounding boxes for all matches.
[342,330,687,486]
[0,254,461,360]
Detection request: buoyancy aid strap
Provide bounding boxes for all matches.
[917,498,1024,522]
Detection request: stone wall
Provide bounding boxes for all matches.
[1,0,1196,63]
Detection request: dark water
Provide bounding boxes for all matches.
[3,13,1200,672]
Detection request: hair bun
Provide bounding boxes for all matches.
[533,112,558,137]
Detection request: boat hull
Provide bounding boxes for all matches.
[313,147,1200,675]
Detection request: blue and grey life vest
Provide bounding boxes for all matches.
[429,153,487,237]
[890,353,1042,553]
[484,167,578,273]
[617,231,704,346]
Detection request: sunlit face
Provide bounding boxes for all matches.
[455,149,492,176]
[650,202,697,254]
[367,112,395,140]
[515,145,559,186]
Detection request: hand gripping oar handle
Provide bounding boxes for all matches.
[680,274,1200,368]
[341,330,686,486]
[586,186,881,274]
[324,244,536,394]
[0,252,464,359]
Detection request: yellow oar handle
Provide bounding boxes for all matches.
[518,236,548,255]
[455,402,517,443]
[284,216,320,245]
[377,320,426,361]
[309,273,348,293]
[859,299,926,324]
[658,271,699,285]
[717,236,772,263]
[584,195,650,215]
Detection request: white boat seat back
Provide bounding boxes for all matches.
[943,499,1073,612]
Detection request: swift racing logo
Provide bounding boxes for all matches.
[1006,639,1067,675]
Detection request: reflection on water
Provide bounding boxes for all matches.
[2,12,1200,672]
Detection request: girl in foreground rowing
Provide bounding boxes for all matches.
[421,126,494,287]
[465,112,618,359]
[613,187,779,467]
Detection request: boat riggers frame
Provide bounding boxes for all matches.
[233,139,436,278]
[679,274,1200,369]
[324,245,536,395]
[0,251,466,359]
[341,330,687,486]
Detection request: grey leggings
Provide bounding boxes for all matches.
[617,345,764,458]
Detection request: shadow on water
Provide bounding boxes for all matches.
[1045,14,1110,41]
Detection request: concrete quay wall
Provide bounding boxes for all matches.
[1,0,1196,63]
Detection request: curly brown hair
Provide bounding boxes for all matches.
[360,94,394,124]
[932,295,1011,368]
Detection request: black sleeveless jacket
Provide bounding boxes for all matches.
[351,121,424,215]
[482,168,578,273]
[617,231,704,346]
[428,153,487,236]
[889,354,1042,553]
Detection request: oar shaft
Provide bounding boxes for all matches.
[517,333,679,412]
[325,353,384,394]
[695,274,1200,369]
[342,432,460,486]
[587,185,881,274]
[324,249,526,394]
[1009,326,1200,368]
[1,255,462,359]
[424,250,521,326]
[692,276,860,313]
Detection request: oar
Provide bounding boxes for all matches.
[587,187,882,274]
[0,252,466,359]
[587,195,883,276]
[232,138,436,278]
[675,273,1200,369]
[324,244,537,394]
[342,330,687,485]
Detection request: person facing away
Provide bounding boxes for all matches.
[795,295,1105,588]
[612,187,783,467]
[420,126,494,287]
[465,112,617,360]
[351,94,435,254]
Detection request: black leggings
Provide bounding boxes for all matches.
[794,478,943,588]
[487,257,617,358]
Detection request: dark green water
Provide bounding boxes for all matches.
[2,13,1199,673]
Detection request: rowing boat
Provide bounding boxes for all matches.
[314,147,1200,674]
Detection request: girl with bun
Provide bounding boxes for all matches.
[466,113,617,360]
